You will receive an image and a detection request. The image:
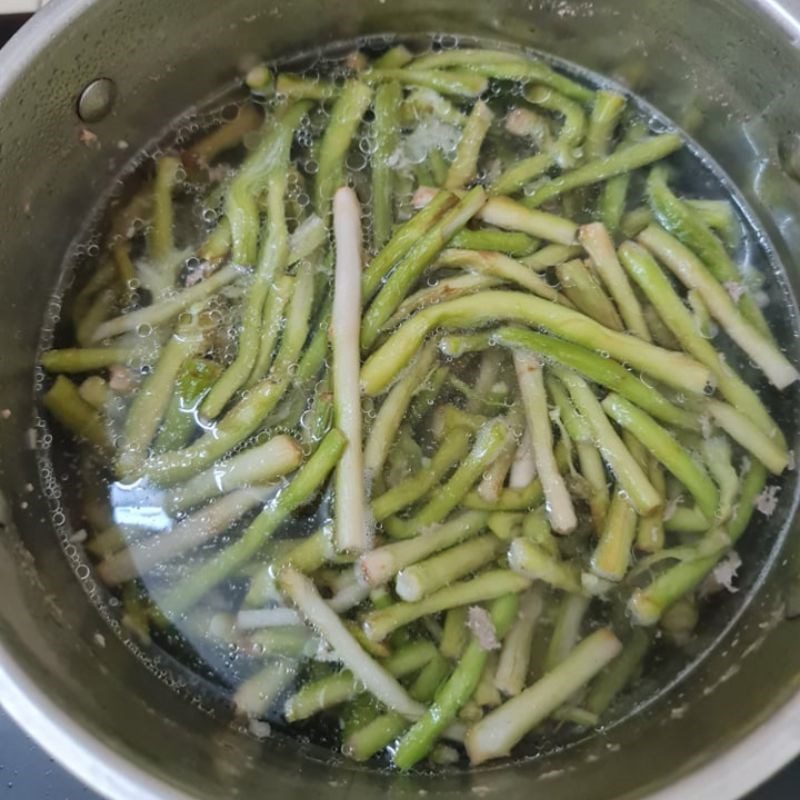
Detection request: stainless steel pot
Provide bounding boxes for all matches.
[1,1,800,798]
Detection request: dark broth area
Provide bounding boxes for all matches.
[34,33,800,771]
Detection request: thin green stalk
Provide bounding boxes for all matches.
[41,348,135,373]
[438,248,568,305]
[585,90,626,161]
[361,187,487,350]
[554,369,661,515]
[314,81,373,217]
[363,343,438,481]
[617,241,783,445]
[148,156,181,272]
[461,480,543,512]
[602,393,719,520]
[522,243,583,272]
[234,658,300,718]
[246,273,294,387]
[579,222,650,340]
[364,68,488,98]
[202,179,292,419]
[284,639,436,721]
[362,570,530,643]
[646,167,770,337]
[523,134,683,208]
[466,629,622,765]
[275,74,338,100]
[372,82,402,249]
[372,427,472,521]
[383,419,509,539]
[393,593,521,769]
[629,458,767,625]
[545,593,591,670]
[556,259,624,330]
[524,85,586,168]
[374,45,413,69]
[142,264,314,485]
[590,487,638,582]
[448,228,540,257]
[637,454,667,552]
[584,628,650,716]
[701,435,739,522]
[363,192,457,300]
[638,225,797,389]
[445,100,494,190]
[441,326,699,431]
[491,153,554,197]
[360,290,713,397]
[664,505,710,533]
[90,264,241,342]
[157,429,345,616]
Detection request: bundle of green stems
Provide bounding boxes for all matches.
[41,41,794,769]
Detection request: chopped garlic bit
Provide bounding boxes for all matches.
[755,485,781,517]
[467,606,500,651]
[662,494,684,522]
[723,281,745,303]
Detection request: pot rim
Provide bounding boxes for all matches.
[1,1,800,799]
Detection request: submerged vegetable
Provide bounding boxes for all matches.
[39,36,794,772]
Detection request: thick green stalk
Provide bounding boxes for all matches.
[448,228,540,257]
[508,537,582,593]
[590,488,638,582]
[545,593,591,670]
[707,400,788,475]
[462,480,543,511]
[523,134,682,208]
[466,629,622,765]
[163,435,303,514]
[440,607,469,660]
[584,628,651,716]
[395,535,503,602]
[43,375,110,453]
[157,429,345,616]
[522,244,583,272]
[494,586,545,696]
[477,196,577,246]
[357,511,488,588]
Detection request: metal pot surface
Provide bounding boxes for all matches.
[1,1,800,798]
